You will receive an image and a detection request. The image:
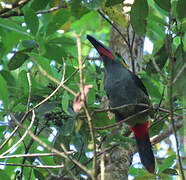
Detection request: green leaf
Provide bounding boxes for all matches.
[149,121,164,137]
[62,91,69,113]
[71,0,89,18]
[60,118,75,136]
[24,9,39,35]
[18,70,29,95]
[0,170,10,180]
[44,44,67,63]
[162,168,178,176]
[48,37,76,46]
[0,18,29,36]
[142,78,161,98]
[31,53,53,77]
[173,45,186,97]
[84,0,103,9]
[153,43,169,69]
[131,0,149,36]
[181,20,186,33]
[176,0,186,19]
[134,173,157,179]
[53,134,71,164]
[33,169,45,180]
[31,0,49,11]
[37,102,56,118]
[0,74,8,108]
[159,155,176,172]
[46,9,70,36]
[0,42,6,58]
[22,40,38,48]
[8,48,32,71]
[146,42,168,74]
[154,0,170,11]
[0,70,16,88]
[73,133,85,152]
[92,112,114,127]
[71,11,100,33]
[105,0,124,7]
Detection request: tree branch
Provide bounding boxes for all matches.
[73,31,96,180]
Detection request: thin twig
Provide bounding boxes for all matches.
[152,58,168,84]
[60,144,79,180]
[95,109,149,130]
[26,73,32,111]
[98,9,136,74]
[97,9,130,48]
[130,32,136,73]
[0,2,67,18]
[0,73,33,151]
[32,56,77,97]
[0,163,64,169]
[131,120,183,154]
[0,0,31,15]
[0,153,71,159]
[154,86,165,120]
[37,4,67,14]
[0,75,73,152]
[168,2,185,179]
[76,119,184,177]
[10,113,92,178]
[29,75,69,112]
[1,110,35,156]
[172,61,186,85]
[61,58,66,83]
[73,31,96,180]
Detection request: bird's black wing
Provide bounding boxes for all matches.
[130,72,149,96]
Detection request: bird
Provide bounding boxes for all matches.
[87,35,155,173]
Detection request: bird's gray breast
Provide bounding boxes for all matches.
[104,68,138,107]
[103,67,150,125]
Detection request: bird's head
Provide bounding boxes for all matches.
[87,35,128,69]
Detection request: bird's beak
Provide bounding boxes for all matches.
[87,35,114,60]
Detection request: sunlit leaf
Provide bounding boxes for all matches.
[159,155,176,172]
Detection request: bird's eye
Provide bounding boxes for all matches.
[115,52,121,58]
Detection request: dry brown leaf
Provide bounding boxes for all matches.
[73,85,93,113]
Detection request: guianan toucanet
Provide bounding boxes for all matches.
[87,35,155,173]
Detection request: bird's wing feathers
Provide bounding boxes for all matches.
[130,72,149,96]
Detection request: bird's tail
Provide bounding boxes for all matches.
[130,122,155,173]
